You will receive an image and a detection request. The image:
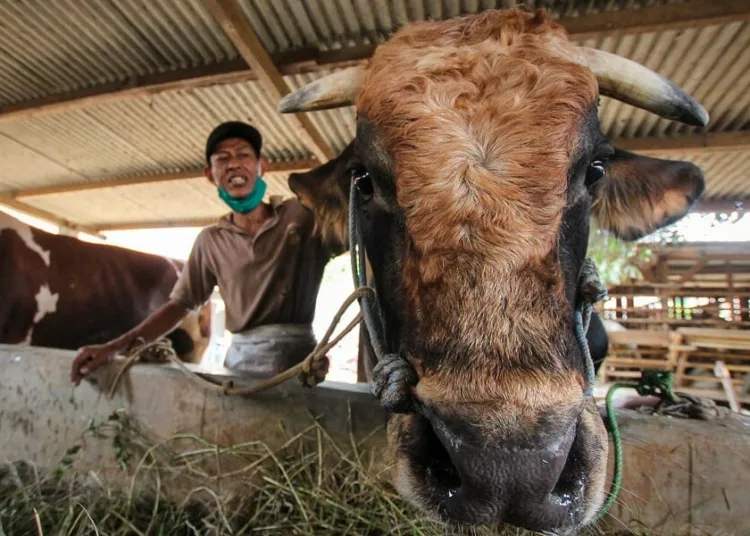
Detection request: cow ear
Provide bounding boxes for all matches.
[590,149,705,241]
[288,143,355,254]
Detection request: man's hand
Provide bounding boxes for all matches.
[70,344,118,386]
[69,300,189,386]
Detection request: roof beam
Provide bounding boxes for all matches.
[0,59,252,124]
[2,2,744,124]
[0,194,105,238]
[692,198,749,213]
[12,158,318,199]
[96,218,220,232]
[612,131,750,157]
[203,0,335,163]
[678,259,709,285]
[562,0,750,41]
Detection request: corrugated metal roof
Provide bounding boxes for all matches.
[0,0,700,113]
[0,0,748,231]
[238,0,681,54]
[0,131,82,190]
[590,21,750,139]
[0,0,236,107]
[0,79,321,193]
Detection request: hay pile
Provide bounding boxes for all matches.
[0,411,639,535]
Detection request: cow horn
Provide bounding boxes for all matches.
[278,66,366,113]
[576,47,709,127]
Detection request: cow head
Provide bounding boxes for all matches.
[282,9,705,533]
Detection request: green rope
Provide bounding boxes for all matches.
[594,370,679,521]
[594,381,634,521]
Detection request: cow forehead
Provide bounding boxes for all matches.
[354,10,597,259]
[356,10,597,172]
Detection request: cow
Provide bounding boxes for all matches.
[279,8,706,534]
[0,210,209,362]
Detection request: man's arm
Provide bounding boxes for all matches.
[70,299,189,385]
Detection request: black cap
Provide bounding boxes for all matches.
[205,121,263,164]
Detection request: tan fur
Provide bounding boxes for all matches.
[356,10,598,394]
[289,152,354,255]
[416,366,583,408]
[296,188,349,253]
[416,369,586,440]
[592,153,701,240]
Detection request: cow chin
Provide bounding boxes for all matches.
[386,398,608,533]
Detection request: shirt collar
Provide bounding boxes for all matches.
[217,195,284,233]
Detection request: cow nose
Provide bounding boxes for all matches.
[430,415,588,532]
[440,438,584,530]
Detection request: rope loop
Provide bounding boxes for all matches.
[108,286,372,398]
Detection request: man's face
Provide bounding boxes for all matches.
[206,138,260,198]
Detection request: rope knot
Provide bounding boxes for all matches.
[635,370,679,402]
[106,337,177,398]
[579,257,608,306]
[633,370,731,421]
[298,352,330,388]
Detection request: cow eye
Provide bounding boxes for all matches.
[351,167,374,200]
[586,160,606,184]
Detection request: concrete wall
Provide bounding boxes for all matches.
[1,344,748,535]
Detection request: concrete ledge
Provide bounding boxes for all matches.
[1,344,748,535]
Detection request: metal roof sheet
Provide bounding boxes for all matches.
[0,0,236,107]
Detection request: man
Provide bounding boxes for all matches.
[71,121,337,385]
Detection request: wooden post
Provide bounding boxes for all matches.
[714,361,741,412]
[726,261,736,323]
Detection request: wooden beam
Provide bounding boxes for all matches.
[96,218,220,232]
[13,159,318,199]
[16,170,200,199]
[562,0,750,41]
[203,0,335,163]
[271,44,378,75]
[678,259,708,285]
[0,59,252,124]
[0,194,105,238]
[692,198,749,213]
[612,131,750,157]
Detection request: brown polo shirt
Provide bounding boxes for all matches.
[170,196,334,333]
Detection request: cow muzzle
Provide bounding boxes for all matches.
[395,399,608,533]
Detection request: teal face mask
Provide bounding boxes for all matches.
[217,177,267,214]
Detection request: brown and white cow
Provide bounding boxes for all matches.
[280,8,706,533]
[0,211,209,362]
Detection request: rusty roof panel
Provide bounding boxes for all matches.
[587,21,750,139]
[0,0,236,107]
[237,0,680,54]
